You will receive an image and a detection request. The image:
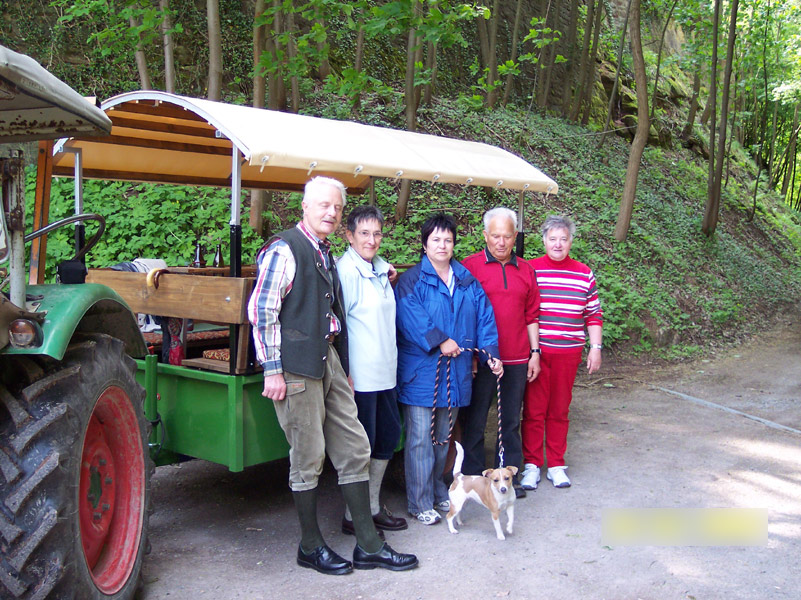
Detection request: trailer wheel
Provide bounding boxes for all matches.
[0,334,151,600]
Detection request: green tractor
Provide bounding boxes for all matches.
[1,45,557,600]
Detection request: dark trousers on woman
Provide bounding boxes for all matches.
[460,362,527,475]
[353,388,402,460]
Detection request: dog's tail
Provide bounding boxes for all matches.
[452,441,464,477]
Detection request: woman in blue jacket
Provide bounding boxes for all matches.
[395,213,503,525]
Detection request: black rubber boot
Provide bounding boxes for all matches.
[292,488,325,552]
[340,481,383,553]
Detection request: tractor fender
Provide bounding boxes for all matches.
[1,283,147,359]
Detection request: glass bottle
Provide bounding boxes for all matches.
[212,244,224,268]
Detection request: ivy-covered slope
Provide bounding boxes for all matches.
[25,94,801,359]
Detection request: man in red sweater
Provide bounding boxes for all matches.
[460,207,542,497]
[521,215,603,490]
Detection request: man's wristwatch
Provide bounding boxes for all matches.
[530,348,541,355]
[589,344,603,350]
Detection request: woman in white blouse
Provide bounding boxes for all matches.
[337,205,407,534]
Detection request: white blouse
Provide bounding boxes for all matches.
[336,246,397,392]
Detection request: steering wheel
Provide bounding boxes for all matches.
[23,213,106,262]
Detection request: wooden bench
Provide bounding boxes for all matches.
[87,268,255,374]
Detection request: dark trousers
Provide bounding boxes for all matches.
[353,388,402,460]
[460,362,527,475]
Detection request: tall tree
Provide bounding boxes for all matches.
[253,0,267,108]
[570,0,596,122]
[159,0,176,93]
[560,0,581,116]
[579,0,604,125]
[501,0,524,107]
[614,0,648,242]
[476,0,500,108]
[397,0,424,221]
[206,0,222,100]
[599,0,632,147]
[129,14,152,89]
[703,0,740,236]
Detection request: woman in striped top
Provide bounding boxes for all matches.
[519,215,603,490]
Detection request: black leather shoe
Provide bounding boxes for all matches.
[514,482,527,499]
[341,517,385,540]
[297,544,353,575]
[353,542,418,571]
[373,506,408,531]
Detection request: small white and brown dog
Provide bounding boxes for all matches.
[446,441,518,540]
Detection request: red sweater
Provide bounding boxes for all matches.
[462,249,539,364]
[529,254,603,354]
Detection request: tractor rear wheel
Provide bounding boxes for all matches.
[0,333,151,600]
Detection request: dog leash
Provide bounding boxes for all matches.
[431,348,506,468]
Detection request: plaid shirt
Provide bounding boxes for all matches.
[247,223,340,376]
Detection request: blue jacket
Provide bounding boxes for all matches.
[395,255,500,408]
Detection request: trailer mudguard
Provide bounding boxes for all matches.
[1,283,147,359]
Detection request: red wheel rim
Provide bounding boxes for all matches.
[79,385,145,594]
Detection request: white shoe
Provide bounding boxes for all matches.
[410,509,441,525]
[434,500,450,512]
[520,464,541,490]
[546,466,571,488]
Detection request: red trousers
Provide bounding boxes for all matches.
[521,351,582,467]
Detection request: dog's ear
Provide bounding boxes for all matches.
[481,469,493,478]
[508,466,518,476]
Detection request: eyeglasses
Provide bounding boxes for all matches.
[355,230,383,240]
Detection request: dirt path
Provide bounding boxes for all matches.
[140,319,801,599]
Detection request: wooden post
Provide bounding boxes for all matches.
[29,140,53,285]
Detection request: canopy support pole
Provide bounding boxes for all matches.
[515,191,526,258]
[229,147,244,375]
[61,147,85,262]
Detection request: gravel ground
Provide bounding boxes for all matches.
[140,318,801,600]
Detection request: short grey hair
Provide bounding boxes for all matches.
[304,176,347,206]
[483,207,517,232]
[540,215,576,239]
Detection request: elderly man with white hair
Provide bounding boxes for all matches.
[460,207,542,498]
[248,176,417,575]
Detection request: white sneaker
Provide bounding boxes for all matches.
[410,509,441,525]
[434,500,450,512]
[520,464,541,490]
[546,466,571,488]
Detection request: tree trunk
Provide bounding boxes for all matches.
[159,0,176,92]
[767,100,779,186]
[599,0,631,148]
[129,15,152,89]
[423,40,437,106]
[485,0,500,108]
[352,17,365,111]
[561,0,581,116]
[580,0,604,125]
[316,18,331,80]
[650,0,680,121]
[501,0,524,107]
[253,0,267,108]
[397,0,422,221]
[206,0,222,100]
[286,4,300,113]
[570,0,596,122]
[681,69,701,139]
[265,0,287,111]
[538,0,563,110]
[780,105,799,197]
[614,0,647,242]
[702,0,738,237]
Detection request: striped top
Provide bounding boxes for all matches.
[529,254,603,354]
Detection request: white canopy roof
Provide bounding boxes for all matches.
[52,91,557,195]
[0,44,111,143]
